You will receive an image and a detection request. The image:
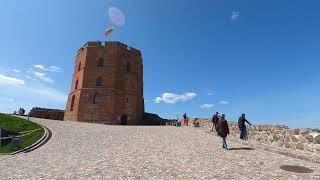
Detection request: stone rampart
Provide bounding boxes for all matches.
[28,107,65,120]
[190,119,320,154]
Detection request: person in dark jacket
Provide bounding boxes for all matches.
[217,114,229,149]
[238,113,252,140]
[211,112,219,131]
[183,113,188,126]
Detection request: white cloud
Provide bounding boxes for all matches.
[49,66,62,72]
[34,64,48,71]
[154,92,197,104]
[0,74,25,86]
[200,104,214,109]
[33,64,62,72]
[25,75,36,80]
[33,72,54,83]
[12,69,21,73]
[108,6,126,27]
[154,97,162,103]
[208,92,215,96]
[0,66,67,113]
[0,79,67,113]
[23,86,67,103]
[231,11,240,20]
[219,100,230,105]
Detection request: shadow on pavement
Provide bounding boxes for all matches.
[228,147,255,151]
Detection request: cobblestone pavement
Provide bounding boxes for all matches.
[1,117,319,179]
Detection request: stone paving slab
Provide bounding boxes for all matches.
[0,117,319,179]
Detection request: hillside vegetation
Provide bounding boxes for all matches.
[0,114,44,153]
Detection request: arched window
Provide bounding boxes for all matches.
[75,79,78,90]
[97,58,104,67]
[78,61,81,71]
[93,93,100,104]
[126,62,131,72]
[70,95,75,111]
[96,77,102,86]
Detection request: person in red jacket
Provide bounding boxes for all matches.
[217,114,230,149]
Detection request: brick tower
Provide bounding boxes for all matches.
[64,41,144,125]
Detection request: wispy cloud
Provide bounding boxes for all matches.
[0,74,25,86]
[154,92,197,104]
[12,69,21,73]
[25,75,36,81]
[231,11,240,20]
[200,104,214,109]
[34,64,48,71]
[33,64,62,72]
[33,71,54,83]
[219,100,230,105]
[0,66,67,113]
[49,66,62,72]
[23,85,67,103]
[207,92,215,96]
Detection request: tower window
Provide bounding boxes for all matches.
[94,93,100,104]
[127,97,129,103]
[126,62,131,72]
[78,62,81,71]
[75,79,79,90]
[96,77,102,86]
[70,95,75,111]
[97,58,104,67]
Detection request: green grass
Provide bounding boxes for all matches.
[0,114,45,153]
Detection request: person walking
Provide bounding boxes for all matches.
[211,112,219,131]
[183,113,188,126]
[238,113,252,140]
[217,114,229,149]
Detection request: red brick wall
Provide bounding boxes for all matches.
[64,41,144,125]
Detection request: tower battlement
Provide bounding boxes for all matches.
[77,41,141,57]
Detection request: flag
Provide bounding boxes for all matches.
[105,27,114,36]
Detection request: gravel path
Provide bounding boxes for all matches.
[0,117,319,179]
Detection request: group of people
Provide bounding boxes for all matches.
[211,112,252,150]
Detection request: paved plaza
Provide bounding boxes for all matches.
[0,117,319,179]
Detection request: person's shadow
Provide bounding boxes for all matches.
[228,147,254,150]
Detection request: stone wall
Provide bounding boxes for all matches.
[190,119,320,154]
[29,107,65,120]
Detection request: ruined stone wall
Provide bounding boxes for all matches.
[190,119,320,153]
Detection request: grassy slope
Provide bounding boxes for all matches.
[0,114,45,153]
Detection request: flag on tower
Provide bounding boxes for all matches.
[105,26,114,36]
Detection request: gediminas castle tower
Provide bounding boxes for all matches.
[64,41,144,125]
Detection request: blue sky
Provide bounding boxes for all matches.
[1,0,320,128]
